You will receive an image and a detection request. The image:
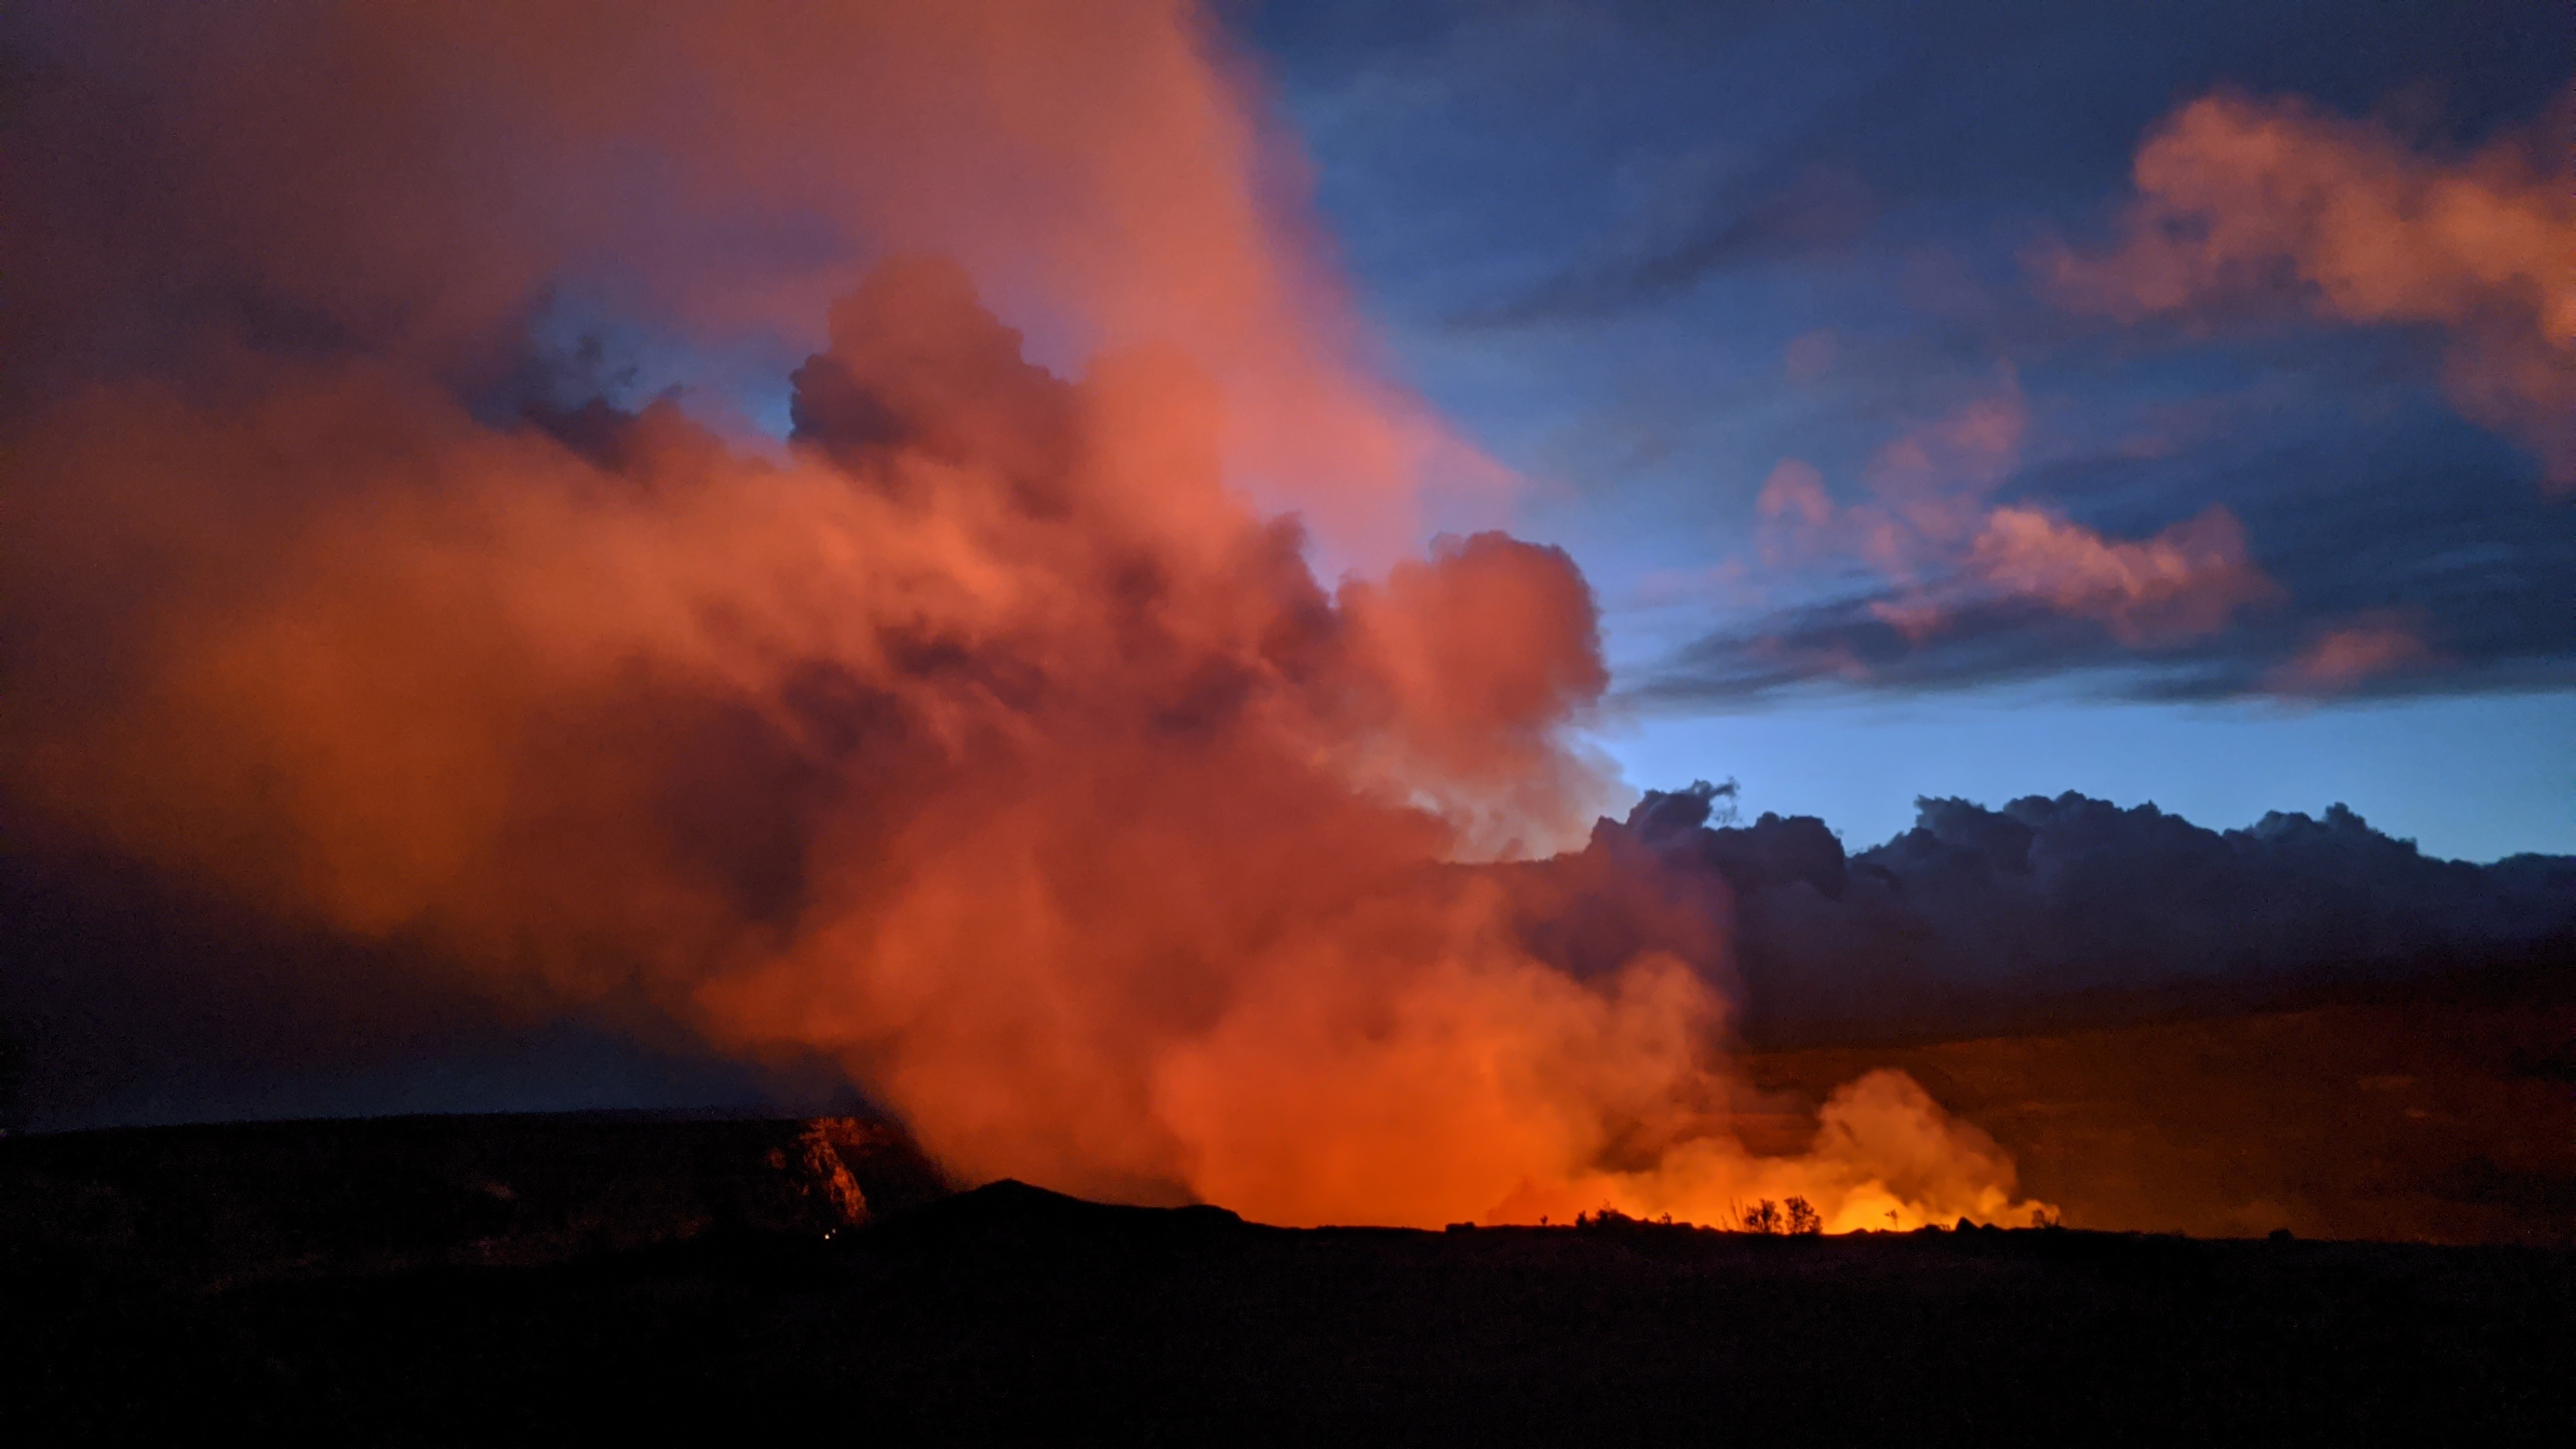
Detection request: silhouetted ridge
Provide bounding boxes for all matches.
[1505,787,2576,1044]
[883,1179,1256,1253]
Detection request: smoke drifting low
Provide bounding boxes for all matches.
[2,2,2045,1230]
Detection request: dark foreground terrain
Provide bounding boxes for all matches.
[7,1116,2572,1444]
[1746,959,2576,1246]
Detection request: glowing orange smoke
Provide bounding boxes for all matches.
[1,2,2042,1230]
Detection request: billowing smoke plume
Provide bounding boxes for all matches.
[0,3,2035,1230]
[1,0,1481,540]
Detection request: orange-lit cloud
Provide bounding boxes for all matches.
[2042,89,2576,490]
[1970,504,2279,645]
[2266,616,2437,695]
[1751,382,2275,648]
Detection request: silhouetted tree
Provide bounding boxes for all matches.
[1784,1197,1822,1235]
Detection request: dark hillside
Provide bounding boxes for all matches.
[7,1130,2571,1444]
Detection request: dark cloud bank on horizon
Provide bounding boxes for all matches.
[1538,784,2575,1046]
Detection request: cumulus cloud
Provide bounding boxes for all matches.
[1534,785,2576,1045]
[2041,88,2576,490]
[1968,504,2275,646]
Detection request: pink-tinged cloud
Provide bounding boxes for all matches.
[2266,617,2437,695]
[1858,382,2029,563]
[1750,384,2277,649]
[2043,89,2576,490]
[1755,459,1833,570]
[1968,504,2279,646]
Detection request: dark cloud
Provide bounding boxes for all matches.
[1514,786,2576,1046]
[1637,593,2179,704]
[1407,0,2575,327]
[1452,164,1877,330]
[1635,417,2576,705]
